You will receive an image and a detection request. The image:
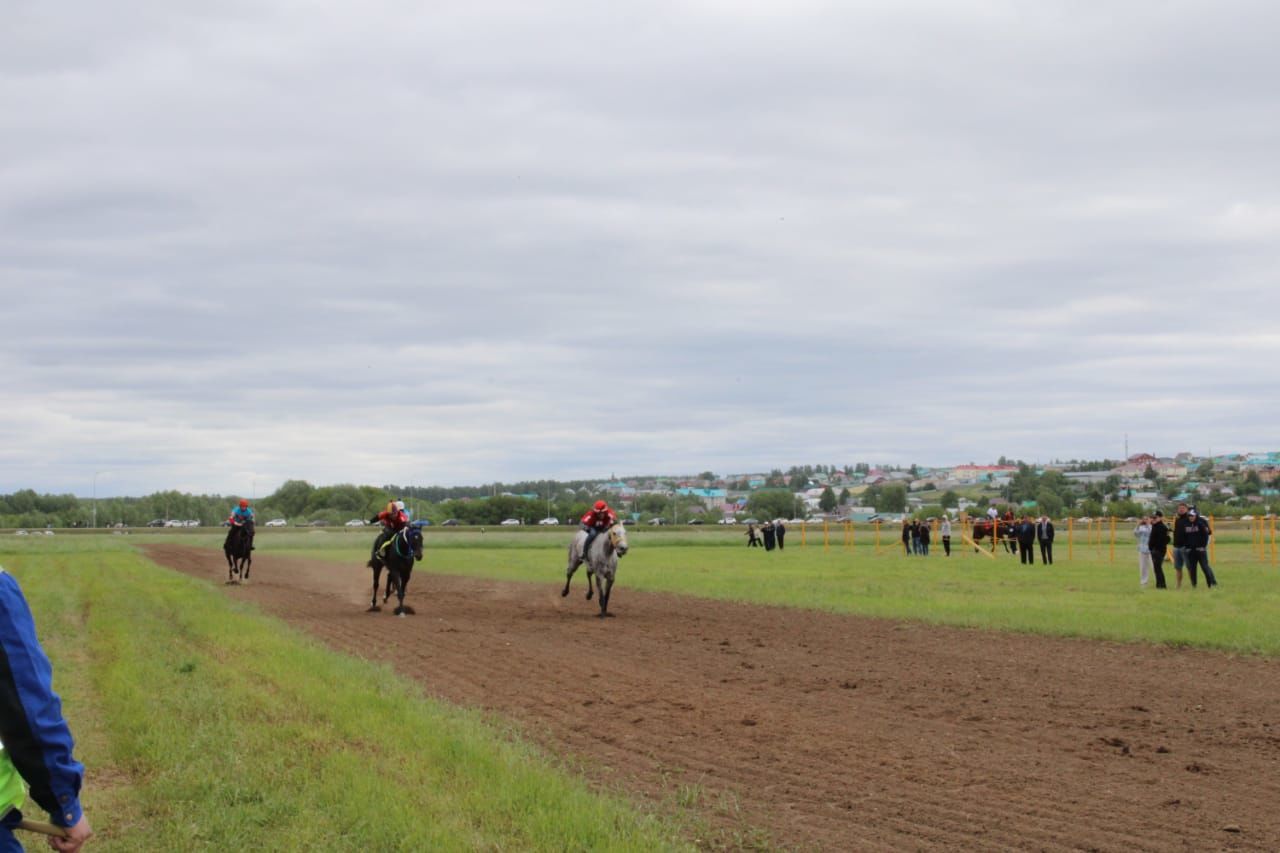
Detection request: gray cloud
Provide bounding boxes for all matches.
[3,1,1279,496]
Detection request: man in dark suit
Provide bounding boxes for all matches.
[1036,515,1055,565]
[1016,515,1037,564]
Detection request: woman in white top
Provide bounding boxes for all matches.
[1134,517,1153,587]
[940,517,952,557]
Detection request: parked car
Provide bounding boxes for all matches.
[308,520,329,527]
[14,530,28,536]
[344,519,366,527]
[500,518,521,526]
[183,520,201,527]
[538,517,560,525]
[264,518,287,527]
[146,519,166,527]
[441,519,459,527]
[717,518,737,525]
[686,518,704,525]
[648,518,667,525]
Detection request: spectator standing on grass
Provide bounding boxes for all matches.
[1171,502,1191,588]
[901,519,912,555]
[1183,509,1218,589]
[0,567,93,853]
[940,517,952,556]
[1148,511,1170,589]
[919,520,931,556]
[745,524,760,548]
[761,520,776,551]
[910,520,923,555]
[1135,516,1153,587]
[775,520,786,550]
[1036,515,1055,565]
[1016,515,1036,564]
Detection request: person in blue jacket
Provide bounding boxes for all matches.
[0,567,92,852]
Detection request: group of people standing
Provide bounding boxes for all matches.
[901,518,940,556]
[1134,503,1218,589]
[1012,515,1056,565]
[745,520,786,551]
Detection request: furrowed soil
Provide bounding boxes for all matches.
[144,545,1280,851]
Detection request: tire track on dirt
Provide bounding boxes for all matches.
[144,545,1280,851]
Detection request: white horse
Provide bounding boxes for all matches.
[562,523,629,617]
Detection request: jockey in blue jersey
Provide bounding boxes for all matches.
[226,499,256,550]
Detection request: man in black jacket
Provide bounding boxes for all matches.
[1036,515,1055,565]
[1148,511,1170,589]
[1016,515,1037,564]
[1183,509,1218,588]
[1171,502,1191,589]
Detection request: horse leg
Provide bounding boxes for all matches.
[562,543,582,597]
[397,568,414,616]
[383,567,394,603]
[597,574,615,617]
[585,566,594,600]
[241,554,251,584]
[368,565,382,612]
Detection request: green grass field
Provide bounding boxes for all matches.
[1,536,692,852]
[144,521,1280,655]
[4,524,1278,849]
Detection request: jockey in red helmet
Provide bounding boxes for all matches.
[580,500,618,558]
[225,498,255,550]
[369,500,410,568]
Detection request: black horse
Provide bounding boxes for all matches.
[223,523,253,583]
[972,519,1017,554]
[367,525,423,616]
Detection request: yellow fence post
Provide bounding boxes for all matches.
[1109,516,1116,563]
[1210,515,1216,566]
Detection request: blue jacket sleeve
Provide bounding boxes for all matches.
[0,571,84,827]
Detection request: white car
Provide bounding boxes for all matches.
[537,517,560,525]
[344,519,367,527]
[264,518,287,527]
[14,530,28,536]
[500,518,522,526]
[1241,515,1255,521]
[717,518,738,524]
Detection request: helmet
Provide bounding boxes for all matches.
[239,499,249,509]
[395,500,406,511]
[593,500,607,511]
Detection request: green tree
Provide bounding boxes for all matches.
[939,490,960,509]
[872,484,908,513]
[1143,464,1157,481]
[788,473,809,491]
[819,486,837,513]
[839,487,851,506]
[1196,459,1215,479]
[746,489,797,521]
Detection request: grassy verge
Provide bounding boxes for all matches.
[135,525,1280,655]
[2,541,689,851]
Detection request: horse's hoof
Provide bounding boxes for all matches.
[586,590,593,600]
[401,606,415,615]
[396,609,406,618]
[560,588,569,597]
[367,605,381,613]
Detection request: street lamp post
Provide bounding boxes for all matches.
[92,471,104,529]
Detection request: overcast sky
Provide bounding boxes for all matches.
[3,1,1278,498]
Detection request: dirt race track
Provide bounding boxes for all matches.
[144,545,1280,851]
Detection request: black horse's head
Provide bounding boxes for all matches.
[407,524,424,560]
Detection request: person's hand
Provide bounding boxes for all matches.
[48,814,91,853]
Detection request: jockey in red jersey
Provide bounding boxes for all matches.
[580,500,618,558]
[369,500,410,568]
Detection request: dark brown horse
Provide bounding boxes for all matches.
[223,523,252,583]
[972,519,1017,554]
[367,525,424,616]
